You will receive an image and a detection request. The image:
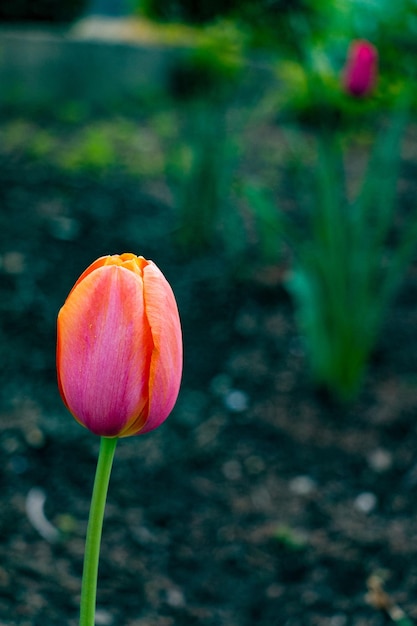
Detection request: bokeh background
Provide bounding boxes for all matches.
[2,1,417,624]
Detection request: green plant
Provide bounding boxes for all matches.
[59,127,118,174]
[168,20,246,102]
[172,104,229,254]
[168,31,245,261]
[137,0,240,23]
[246,106,417,401]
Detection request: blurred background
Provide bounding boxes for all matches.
[2,1,417,624]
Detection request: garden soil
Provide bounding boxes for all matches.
[1,143,417,626]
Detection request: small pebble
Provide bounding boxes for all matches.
[25,427,45,448]
[329,615,347,626]
[354,492,377,514]
[222,460,242,481]
[26,487,60,543]
[251,486,272,509]
[266,583,284,599]
[224,390,249,412]
[289,475,316,496]
[165,588,185,608]
[2,251,25,274]
[95,609,113,625]
[367,448,392,473]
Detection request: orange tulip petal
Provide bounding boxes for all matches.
[57,265,152,436]
[139,261,183,435]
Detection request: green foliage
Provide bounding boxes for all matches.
[275,51,380,130]
[173,109,223,253]
[168,20,246,102]
[0,118,166,179]
[171,103,244,258]
[137,0,319,59]
[233,0,320,53]
[60,128,118,174]
[246,107,417,401]
[137,0,314,27]
[303,0,417,106]
[244,185,284,265]
[138,0,240,24]
[322,0,417,69]
[164,21,247,260]
[253,0,417,127]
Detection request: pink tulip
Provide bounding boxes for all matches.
[57,254,182,437]
[343,40,378,97]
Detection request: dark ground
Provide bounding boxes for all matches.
[1,125,417,626]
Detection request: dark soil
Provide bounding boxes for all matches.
[1,133,417,626]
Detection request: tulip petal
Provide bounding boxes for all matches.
[57,265,152,436]
[343,40,377,98]
[137,262,183,435]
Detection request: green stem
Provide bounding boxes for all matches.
[79,436,118,626]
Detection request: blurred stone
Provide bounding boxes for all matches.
[222,459,242,481]
[165,588,185,608]
[95,609,114,625]
[367,448,392,473]
[251,486,272,510]
[289,475,317,496]
[266,583,284,598]
[329,616,347,626]
[26,487,60,543]
[224,390,249,413]
[354,492,377,514]
[24,426,46,448]
[2,251,25,274]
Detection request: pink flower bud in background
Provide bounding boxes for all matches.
[343,39,378,97]
[57,254,182,438]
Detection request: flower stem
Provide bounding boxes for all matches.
[80,436,118,626]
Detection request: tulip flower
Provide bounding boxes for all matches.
[343,39,378,98]
[57,253,182,437]
[57,254,183,626]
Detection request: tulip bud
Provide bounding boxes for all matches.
[343,39,378,98]
[57,254,182,438]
